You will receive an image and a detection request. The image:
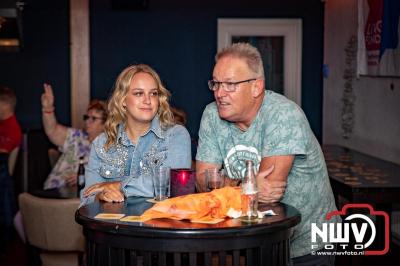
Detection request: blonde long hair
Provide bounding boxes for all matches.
[104,64,174,150]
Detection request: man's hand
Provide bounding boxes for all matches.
[83,181,124,202]
[257,165,287,203]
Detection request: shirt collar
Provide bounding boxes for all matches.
[116,116,165,145]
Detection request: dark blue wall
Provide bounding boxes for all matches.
[0,0,70,129]
[0,0,324,140]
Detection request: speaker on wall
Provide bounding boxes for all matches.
[0,0,25,52]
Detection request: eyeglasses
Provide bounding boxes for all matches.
[83,115,103,122]
[207,78,257,92]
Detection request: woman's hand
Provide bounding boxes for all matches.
[41,83,55,110]
[65,174,77,187]
[83,181,124,202]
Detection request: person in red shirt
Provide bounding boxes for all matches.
[0,85,22,253]
[0,85,22,154]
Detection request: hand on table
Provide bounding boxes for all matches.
[83,181,124,203]
[257,165,287,203]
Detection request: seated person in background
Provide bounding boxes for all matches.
[170,106,187,125]
[0,85,22,252]
[196,43,339,265]
[0,85,22,154]
[41,83,107,189]
[82,64,191,204]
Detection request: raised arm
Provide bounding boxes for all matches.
[41,83,68,147]
[257,155,293,203]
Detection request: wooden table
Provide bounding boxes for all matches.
[323,145,400,206]
[323,145,400,254]
[76,197,301,266]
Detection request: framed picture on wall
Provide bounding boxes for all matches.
[218,19,302,106]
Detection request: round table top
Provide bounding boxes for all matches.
[76,197,301,238]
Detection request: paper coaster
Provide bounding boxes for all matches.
[120,216,144,222]
[146,198,158,203]
[146,198,168,203]
[344,181,362,186]
[94,213,125,220]
[190,218,225,224]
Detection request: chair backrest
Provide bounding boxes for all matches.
[18,193,85,252]
[25,129,53,192]
[8,147,19,176]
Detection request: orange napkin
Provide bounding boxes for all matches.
[139,186,241,223]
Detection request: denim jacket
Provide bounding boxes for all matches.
[81,116,191,205]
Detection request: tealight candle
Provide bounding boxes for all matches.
[170,169,196,197]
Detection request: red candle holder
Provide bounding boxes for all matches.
[170,169,196,197]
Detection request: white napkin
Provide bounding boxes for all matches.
[226,208,277,219]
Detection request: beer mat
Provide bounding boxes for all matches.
[146,198,168,203]
[344,181,362,186]
[146,198,158,203]
[373,180,389,184]
[365,176,379,180]
[120,216,143,222]
[94,213,125,220]
[190,218,225,224]
[344,177,359,181]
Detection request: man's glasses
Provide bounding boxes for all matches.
[208,78,257,92]
[83,115,103,122]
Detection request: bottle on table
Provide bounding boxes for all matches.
[77,156,85,197]
[240,160,259,221]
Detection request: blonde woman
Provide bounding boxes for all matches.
[82,64,191,204]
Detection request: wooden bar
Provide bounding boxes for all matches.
[70,0,90,129]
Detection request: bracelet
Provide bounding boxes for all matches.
[42,107,55,114]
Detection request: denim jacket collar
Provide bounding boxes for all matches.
[117,116,165,146]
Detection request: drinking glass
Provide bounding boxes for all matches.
[205,168,223,191]
[153,166,170,201]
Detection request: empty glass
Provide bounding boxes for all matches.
[153,166,170,201]
[205,168,223,191]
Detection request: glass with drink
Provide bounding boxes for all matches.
[205,168,223,191]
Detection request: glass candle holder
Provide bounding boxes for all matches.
[170,169,196,197]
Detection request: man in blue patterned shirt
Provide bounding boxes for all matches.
[196,43,339,265]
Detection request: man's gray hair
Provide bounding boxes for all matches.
[215,42,265,79]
